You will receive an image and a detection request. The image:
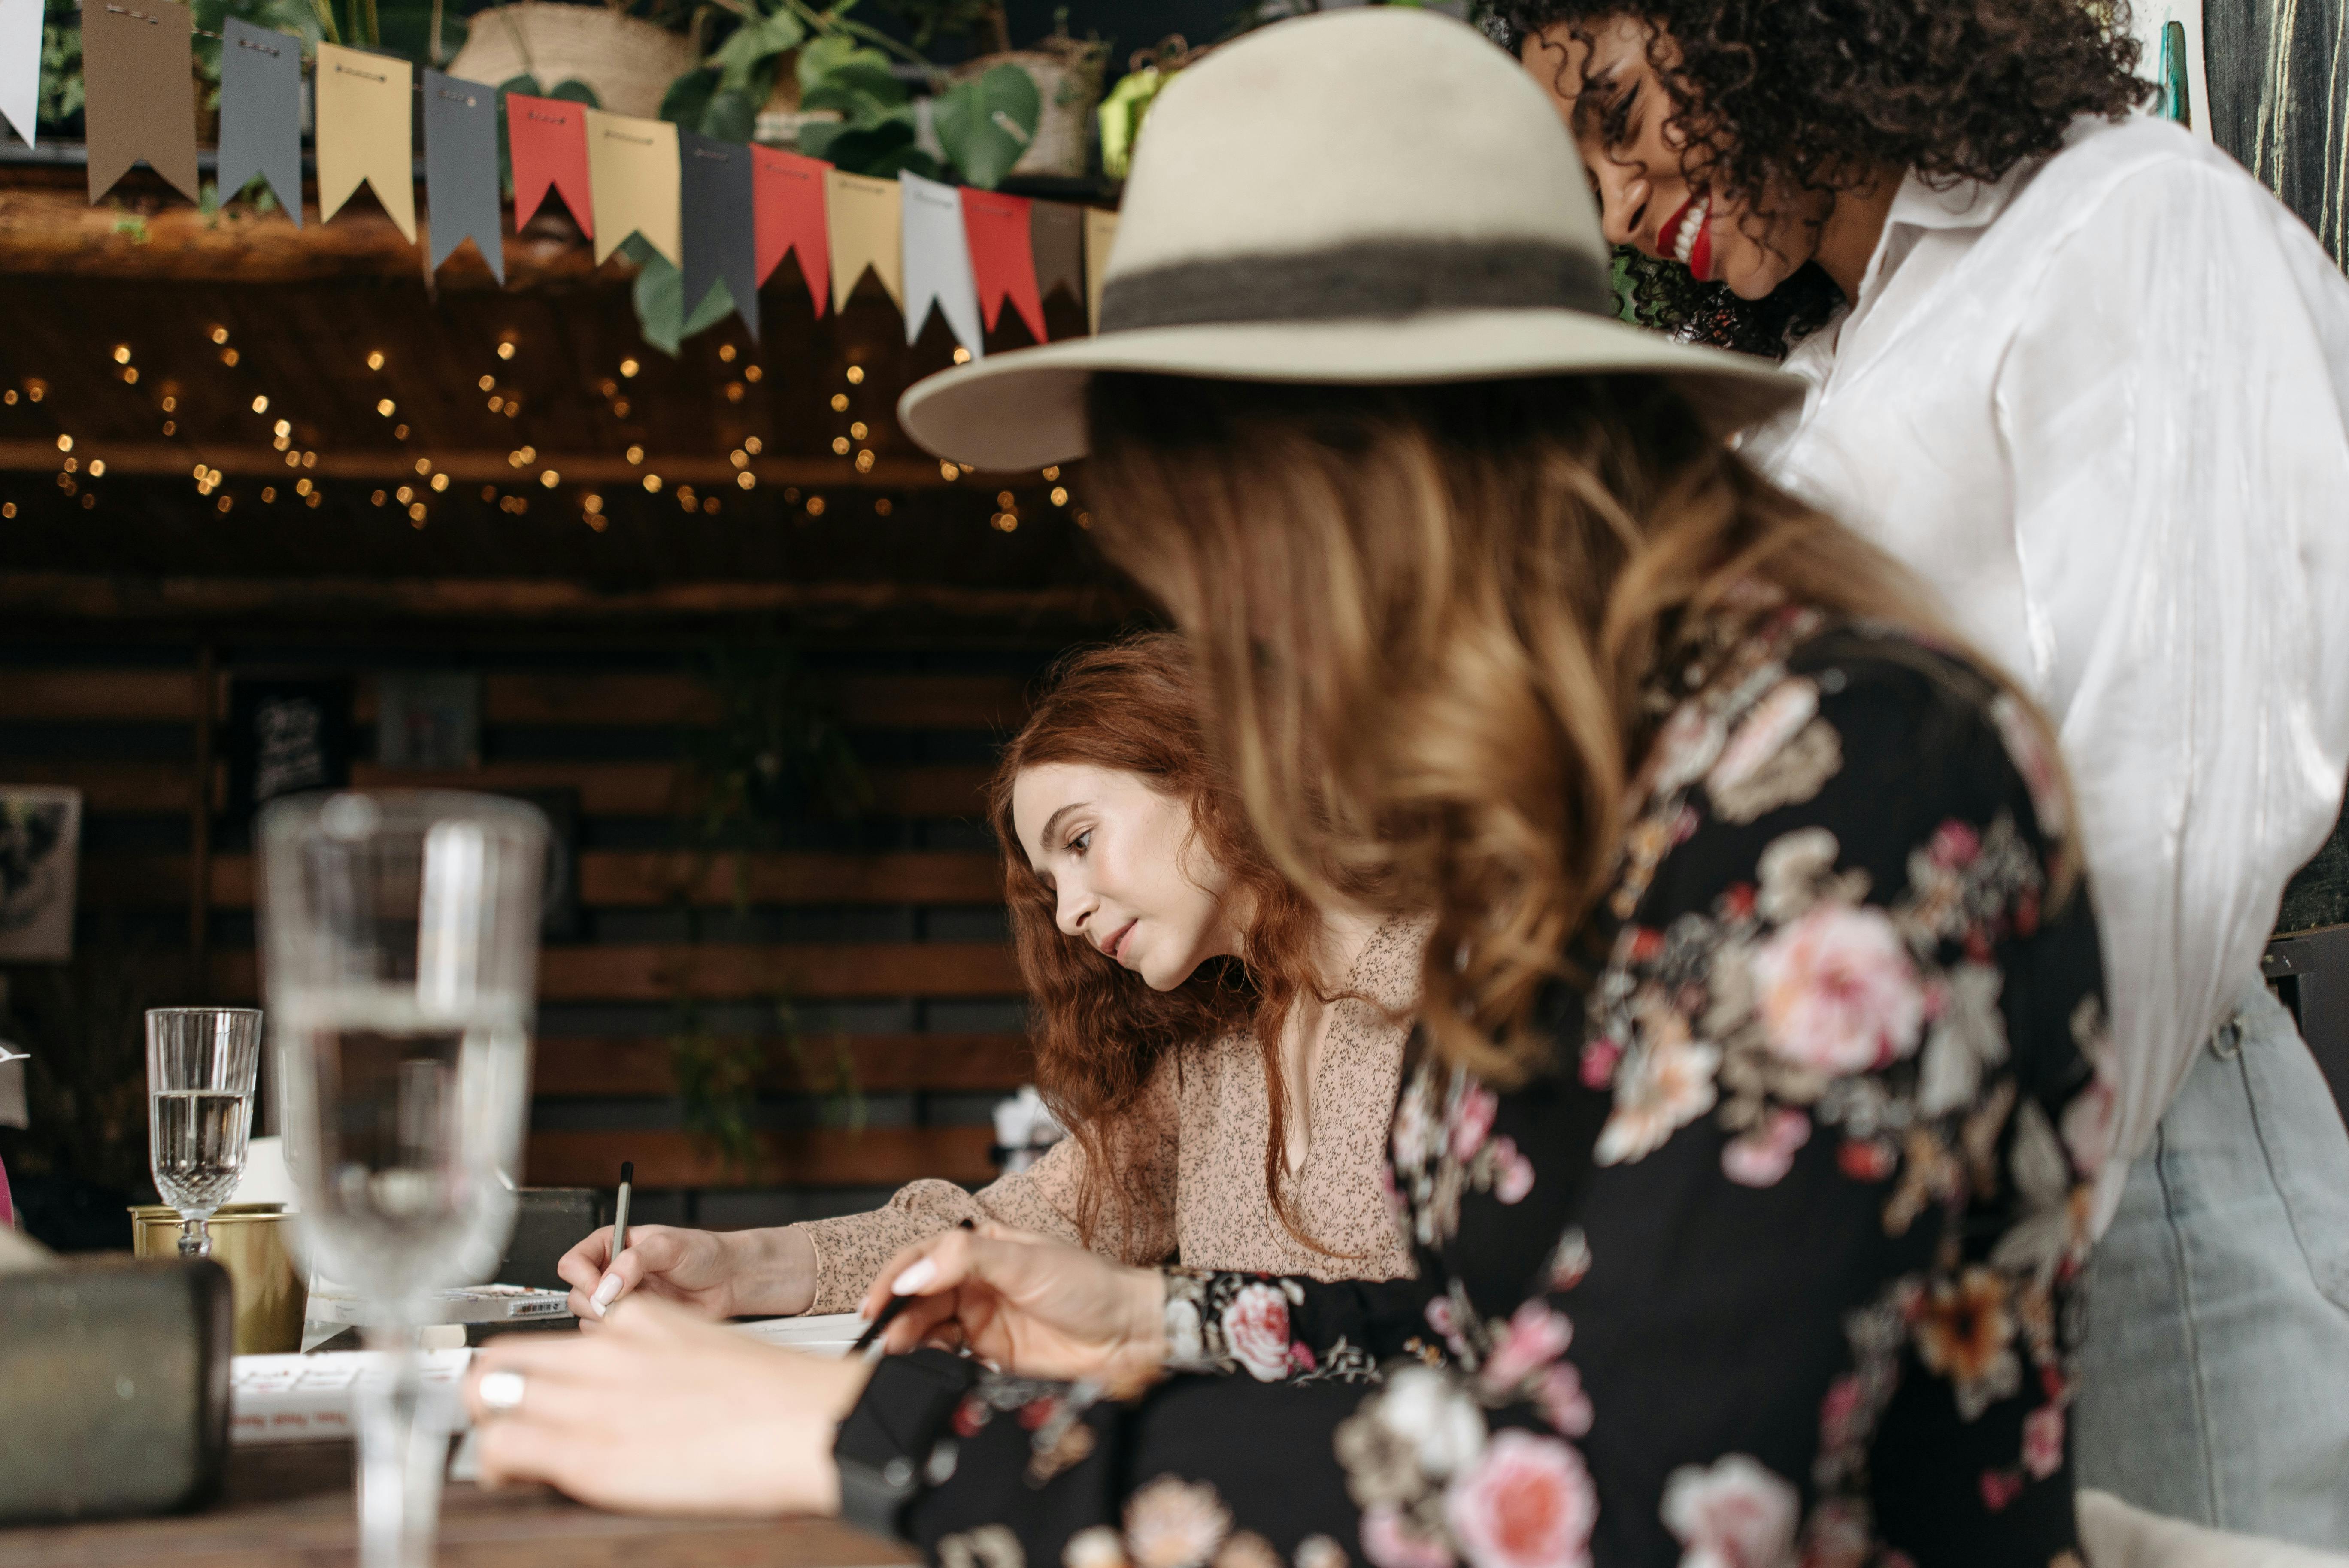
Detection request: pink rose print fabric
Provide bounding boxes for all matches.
[863,619,2107,1568]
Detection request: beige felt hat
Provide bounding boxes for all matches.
[896,6,1801,474]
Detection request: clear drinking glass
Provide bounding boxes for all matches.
[146,1007,265,1259]
[258,791,546,1568]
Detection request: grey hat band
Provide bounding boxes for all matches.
[1097,238,1616,334]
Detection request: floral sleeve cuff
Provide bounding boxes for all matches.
[1161,1269,1380,1384]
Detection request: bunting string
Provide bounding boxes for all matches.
[9,0,1114,351]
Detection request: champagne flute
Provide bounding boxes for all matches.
[258,791,546,1568]
[145,1007,264,1259]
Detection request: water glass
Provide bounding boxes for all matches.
[258,791,546,1568]
[145,1007,264,1259]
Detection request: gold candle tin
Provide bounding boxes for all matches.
[129,1202,309,1355]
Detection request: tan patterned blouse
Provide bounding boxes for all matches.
[795,917,1426,1314]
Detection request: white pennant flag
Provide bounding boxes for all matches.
[899,170,983,360]
[0,0,42,147]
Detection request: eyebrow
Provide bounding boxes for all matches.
[1035,802,1088,856]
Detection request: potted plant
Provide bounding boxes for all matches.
[448,0,699,118]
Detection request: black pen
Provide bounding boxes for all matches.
[851,1218,973,1361]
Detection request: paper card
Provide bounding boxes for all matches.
[316,44,415,242]
[507,92,594,237]
[214,18,303,225]
[0,0,44,148]
[752,145,829,317]
[1082,208,1120,333]
[825,169,901,311]
[585,108,679,267]
[82,0,200,203]
[962,187,1045,343]
[0,787,80,962]
[1029,198,1083,319]
[423,70,504,281]
[680,131,759,340]
[900,170,982,357]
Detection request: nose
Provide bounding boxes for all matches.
[1054,881,1096,940]
[1591,158,1651,251]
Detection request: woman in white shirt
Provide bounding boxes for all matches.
[1503,0,2349,1547]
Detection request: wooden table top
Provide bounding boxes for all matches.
[0,1444,921,1568]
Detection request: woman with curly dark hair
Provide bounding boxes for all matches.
[1496,0,2349,1544]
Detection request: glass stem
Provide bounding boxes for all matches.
[177,1215,210,1259]
[355,1320,448,1568]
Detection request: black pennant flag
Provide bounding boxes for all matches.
[82,0,200,203]
[680,131,760,341]
[423,69,506,282]
[215,18,303,224]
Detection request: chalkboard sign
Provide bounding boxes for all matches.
[225,679,355,829]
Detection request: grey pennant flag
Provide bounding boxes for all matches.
[679,131,760,341]
[424,70,505,282]
[215,18,302,224]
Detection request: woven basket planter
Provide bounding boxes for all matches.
[448,3,696,120]
[955,38,1109,180]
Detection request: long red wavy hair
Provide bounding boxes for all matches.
[986,633,1350,1255]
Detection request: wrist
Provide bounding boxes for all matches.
[730,1225,818,1317]
[1112,1267,1170,1388]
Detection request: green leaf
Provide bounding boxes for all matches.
[796,33,905,106]
[660,65,718,128]
[794,118,849,162]
[627,234,737,357]
[933,62,1037,190]
[548,77,598,106]
[698,85,761,144]
[706,7,803,94]
[809,112,917,176]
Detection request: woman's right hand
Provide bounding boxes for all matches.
[556,1224,818,1323]
[862,1224,1165,1387]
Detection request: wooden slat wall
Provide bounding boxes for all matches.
[4,646,1047,1201]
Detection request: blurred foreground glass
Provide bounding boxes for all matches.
[258,791,546,1568]
[145,1007,264,1258]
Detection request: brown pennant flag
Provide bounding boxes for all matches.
[316,44,416,241]
[1029,200,1084,322]
[825,170,902,311]
[82,0,200,204]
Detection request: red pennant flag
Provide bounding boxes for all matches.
[507,93,594,237]
[752,146,830,318]
[960,188,1046,344]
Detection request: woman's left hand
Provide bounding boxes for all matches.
[462,1293,871,1515]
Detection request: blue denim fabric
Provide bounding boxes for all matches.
[2074,979,2349,1547]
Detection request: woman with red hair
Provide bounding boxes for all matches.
[556,632,1420,1321]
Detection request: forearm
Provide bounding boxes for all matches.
[706,1224,819,1318]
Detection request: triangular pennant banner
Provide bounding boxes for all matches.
[752,145,829,318]
[1083,207,1121,333]
[679,131,758,340]
[585,108,679,267]
[82,0,199,204]
[900,171,982,358]
[0,0,42,148]
[825,169,901,311]
[1030,199,1083,319]
[507,92,594,236]
[961,188,1045,344]
[423,70,504,282]
[316,44,415,242]
[215,18,303,225]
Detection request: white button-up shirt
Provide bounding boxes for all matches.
[1744,112,2349,1231]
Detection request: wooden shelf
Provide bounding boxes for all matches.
[532,1032,1030,1096]
[524,1125,997,1188]
[208,941,1021,1001]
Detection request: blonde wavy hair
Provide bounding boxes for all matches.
[1081,372,2068,1081]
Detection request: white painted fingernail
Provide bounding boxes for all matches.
[891,1258,937,1296]
[591,1273,622,1312]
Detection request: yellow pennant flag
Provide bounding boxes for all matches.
[1083,208,1120,333]
[315,45,415,241]
[585,109,680,268]
[826,170,902,312]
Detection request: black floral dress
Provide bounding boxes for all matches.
[860,614,2111,1568]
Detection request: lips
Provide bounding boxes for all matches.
[1661,194,1714,283]
[1102,920,1137,963]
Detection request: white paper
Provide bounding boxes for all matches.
[0,0,41,149]
[900,171,984,359]
[230,1348,472,1444]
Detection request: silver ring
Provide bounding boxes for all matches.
[478,1369,527,1414]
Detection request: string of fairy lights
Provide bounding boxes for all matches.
[1,324,1092,536]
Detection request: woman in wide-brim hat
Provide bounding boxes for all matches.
[463,12,2109,1562]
